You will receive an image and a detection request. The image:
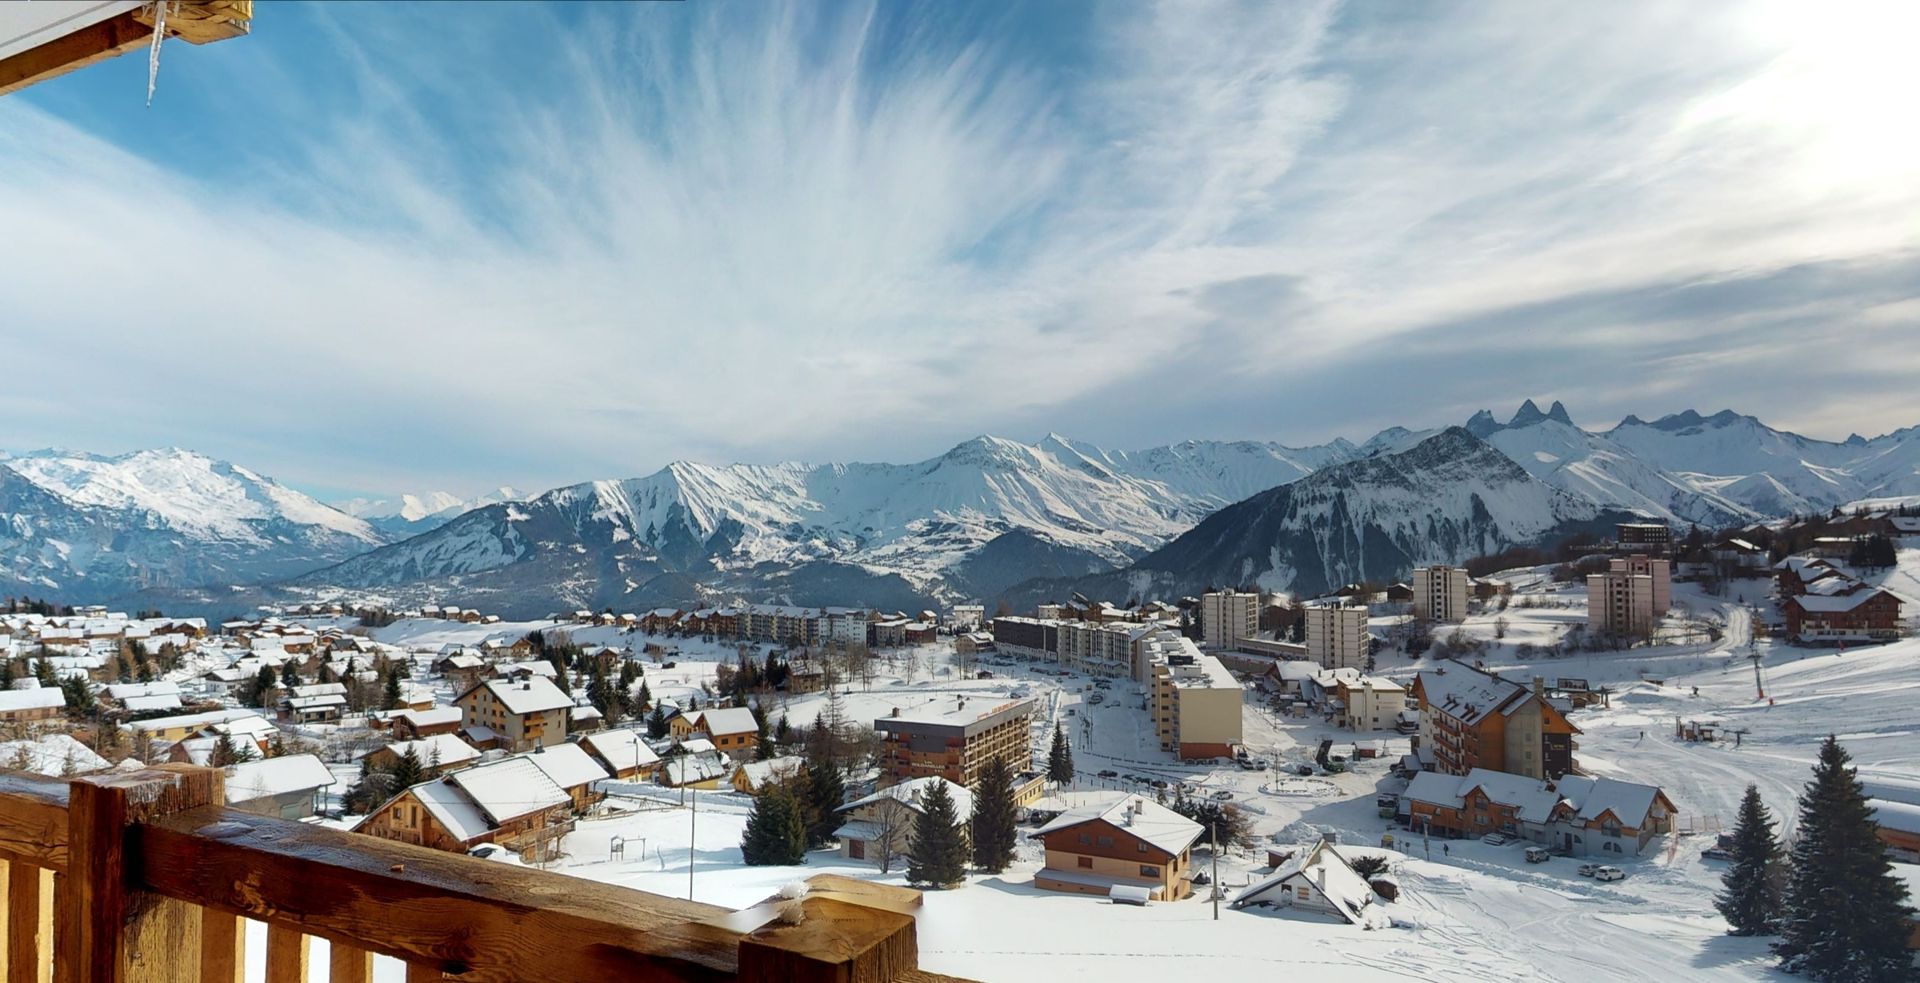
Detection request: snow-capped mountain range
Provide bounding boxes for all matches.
[331,488,525,538]
[5,401,1920,613]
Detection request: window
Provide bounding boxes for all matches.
[1296,886,1310,900]
[1077,856,1093,869]
[1139,865,1157,877]
[1097,836,1114,848]
[1137,842,1148,853]
[1078,833,1091,845]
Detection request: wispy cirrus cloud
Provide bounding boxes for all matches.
[1,0,1915,499]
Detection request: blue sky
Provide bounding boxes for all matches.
[3,0,1918,502]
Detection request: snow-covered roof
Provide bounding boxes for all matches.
[410,778,493,842]
[0,734,109,776]
[1034,794,1202,857]
[123,694,184,713]
[381,734,480,770]
[1870,798,1920,836]
[1231,840,1376,924]
[128,707,266,734]
[449,757,569,822]
[840,776,973,825]
[679,738,717,755]
[689,707,757,737]
[1790,590,1894,613]
[733,755,805,789]
[396,707,463,729]
[1415,661,1525,725]
[581,729,661,772]
[1459,769,1565,823]
[106,681,180,699]
[664,752,730,786]
[523,742,608,790]
[0,689,66,713]
[224,754,335,803]
[471,677,572,715]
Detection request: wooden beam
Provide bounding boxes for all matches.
[0,10,151,99]
[136,807,744,981]
[5,864,50,983]
[0,776,69,874]
[734,896,917,983]
[198,910,245,983]
[0,1,253,99]
[58,765,223,983]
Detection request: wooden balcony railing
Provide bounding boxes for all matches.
[0,766,969,982]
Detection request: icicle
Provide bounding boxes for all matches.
[145,1,171,107]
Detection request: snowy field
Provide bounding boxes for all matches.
[258,570,1920,982]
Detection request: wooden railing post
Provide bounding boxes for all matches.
[733,876,922,983]
[56,765,221,983]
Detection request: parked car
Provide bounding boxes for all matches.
[1701,847,1734,861]
[1524,847,1550,863]
[1097,769,1118,778]
[1480,833,1512,846]
[1594,866,1625,882]
[1088,693,1104,705]
[1291,763,1314,776]
[1577,863,1602,877]
[1211,790,1234,801]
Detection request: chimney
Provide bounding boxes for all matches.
[891,707,900,718]
[1533,676,1545,698]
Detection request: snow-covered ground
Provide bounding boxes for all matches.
[249,568,1920,982]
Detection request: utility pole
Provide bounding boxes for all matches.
[1750,651,1765,700]
[1211,820,1220,921]
[688,786,698,902]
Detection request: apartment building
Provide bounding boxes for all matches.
[453,677,572,753]
[1304,602,1369,670]
[1616,521,1671,553]
[1586,554,1672,637]
[990,616,1061,661]
[1412,566,1470,622]
[1059,620,1160,679]
[1199,591,1260,650]
[1333,675,1406,731]
[1410,660,1579,780]
[1145,636,1242,759]
[874,697,1034,789]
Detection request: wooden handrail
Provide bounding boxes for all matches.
[0,768,963,982]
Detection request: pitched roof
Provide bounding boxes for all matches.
[447,757,569,823]
[1415,661,1526,725]
[410,778,493,842]
[523,742,609,790]
[1034,794,1202,856]
[839,776,973,826]
[379,734,480,770]
[396,707,463,729]
[581,729,661,772]
[469,677,572,715]
[690,707,757,737]
[1790,590,1896,613]
[1230,840,1375,923]
[0,689,66,712]
[224,754,336,803]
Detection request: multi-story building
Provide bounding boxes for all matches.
[1304,603,1369,670]
[1333,675,1405,731]
[1783,590,1904,643]
[1410,660,1579,780]
[1402,768,1676,857]
[874,697,1034,789]
[667,707,761,760]
[1035,603,1068,620]
[1412,566,1470,622]
[1033,795,1203,901]
[990,616,1060,661]
[1586,554,1672,637]
[1199,591,1260,650]
[820,608,869,646]
[1145,636,1242,759]
[1616,521,1671,553]
[1059,620,1160,678]
[947,605,986,631]
[453,677,572,753]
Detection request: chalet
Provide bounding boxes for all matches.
[280,682,348,724]
[1411,661,1579,779]
[393,706,464,741]
[579,728,663,782]
[569,704,605,733]
[667,707,760,760]
[730,756,806,795]
[365,734,481,777]
[130,709,270,747]
[903,622,938,645]
[454,677,572,753]
[784,670,826,695]
[1870,798,1920,863]
[433,652,489,692]
[869,619,909,648]
[1230,839,1379,924]
[355,755,574,862]
[104,681,183,714]
[0,734,109,777]
[1782,590,1903,644]
[224,754,335,821]
[523,742,610,813]
[1402,768,1677,856]
[834,777,972,868]
[1034,795,1203,901]
[641,609,682,632]
[660,741,730,789]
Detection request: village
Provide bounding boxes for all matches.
[0,511,1915,980]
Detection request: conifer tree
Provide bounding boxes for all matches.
[635,680,652,713]
[248,665,277,708]
[388,747,426,793]
[740,788,808,866]
[280,662,301,688]
[970,758,1018,873]
[1774,735,1918,981]
[211,732,241,767]
[1717,784,1785,935]
[384,668,404,710]
[774,713,792,747]
[646,704,669,739]
[1047,724,1073,785]
[907,782,968,888]
[802,758,846,849]
[752,704,773,760]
